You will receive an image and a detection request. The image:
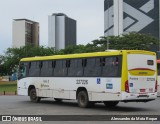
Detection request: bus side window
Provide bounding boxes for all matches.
[29,62,31,69]
[82,59,87,67]
[66,60,70,68]
[95,58,102,76]
[76,59,83,76]
[68,59,76,76]
[39,61,43,68]
[28,62,40,77]
[158,64,160,75]
[53,61,56,68]
[40,61,53,77]
[102,57,119,77]
[48,61,54,76]
[62,60,67,76]
[54,60,63,77]
[54,60,59,76]
[112,57,119,66]
[18,63,26,79]
[84,58,96,77]
[100,58,105,66]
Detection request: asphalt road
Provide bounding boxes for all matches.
[0,96,160,124]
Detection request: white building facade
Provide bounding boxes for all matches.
[12,19,39,48]
[48,13,76,50]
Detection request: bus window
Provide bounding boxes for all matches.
[28,62,40,77]
[40,61,53,77]
[100,58,105,66]
[54,60,62,76]
[76,59,83,76]
[147,60,154,65]
[95,58,102,76]
[113,57,119,66]
[18,63,27,79]
[54,60,67,76]
[84,58,95,77]
[157,64,160,75]
[68,59,77,77]
[102,56,121,77]
[83,58,101,77]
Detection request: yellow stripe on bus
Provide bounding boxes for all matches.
[128,70,155,76]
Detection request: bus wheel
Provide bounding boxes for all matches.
[29,89,41,103]
[103,101,119,107]
[54,98,62,102]
[77,91,89,108]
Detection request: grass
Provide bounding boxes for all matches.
[0,81,17,92]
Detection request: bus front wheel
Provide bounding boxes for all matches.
[103,101,119,107]
[77,91,90,108]
[29,89,41,103]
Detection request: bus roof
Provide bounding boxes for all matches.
[20,50,155,62]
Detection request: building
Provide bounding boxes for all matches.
[12,19,39,48]
[48,13,76,50]
[104,0,160,39]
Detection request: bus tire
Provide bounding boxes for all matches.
[77,91,90,108]
[103,101,119,107]
[29,89,41,103]
[54,98,62,102]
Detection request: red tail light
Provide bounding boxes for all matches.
[155,80,158,92]
[125,80,129,93]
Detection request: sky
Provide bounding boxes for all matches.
[0,0,104,54]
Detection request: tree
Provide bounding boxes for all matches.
[99,32,159,50]
[0,45,56,75]
[59,45,88,54]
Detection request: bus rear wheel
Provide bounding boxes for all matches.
[29,89,41,103]
[103,101,119,107]
[77,91,90,108]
